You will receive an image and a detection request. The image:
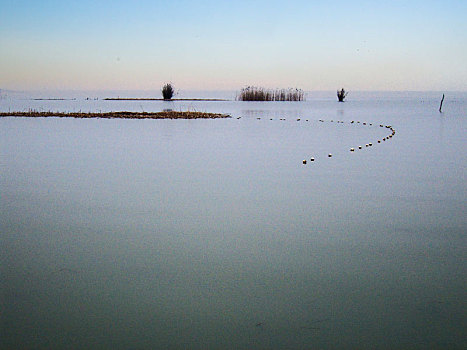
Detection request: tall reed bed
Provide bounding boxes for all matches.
[237,87,305,101]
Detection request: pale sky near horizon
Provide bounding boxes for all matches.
[1,0,466,91]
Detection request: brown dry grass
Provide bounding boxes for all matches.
[0,110,231,119]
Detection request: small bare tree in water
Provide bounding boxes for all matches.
[162,83,174,100]
[337,88,348,102]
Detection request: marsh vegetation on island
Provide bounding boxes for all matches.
[0,110,230,119]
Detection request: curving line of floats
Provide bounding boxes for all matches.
[236,116,396,164]
[303,120,396,164]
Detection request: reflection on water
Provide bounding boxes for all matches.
[1,92,466,349]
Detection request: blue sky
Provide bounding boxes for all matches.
[1,0,466,90]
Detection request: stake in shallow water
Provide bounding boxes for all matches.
[439,94,445,113]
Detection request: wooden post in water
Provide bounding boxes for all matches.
[439,94,445,113]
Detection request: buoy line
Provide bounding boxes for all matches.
[237,116,396,164]
[305,119,396,164]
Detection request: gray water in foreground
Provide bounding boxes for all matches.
[1,91,466,349]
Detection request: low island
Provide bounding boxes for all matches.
[0,111,231,119]
[103,98,228,101]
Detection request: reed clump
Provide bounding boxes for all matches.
[162,83,175,100]
[337,88,348,102]
[237,86,305,101]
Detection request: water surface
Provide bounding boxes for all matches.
[1,91,466,349]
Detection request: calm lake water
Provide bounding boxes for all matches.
[1,90,466,349]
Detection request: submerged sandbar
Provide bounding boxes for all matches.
[0,111,231,119]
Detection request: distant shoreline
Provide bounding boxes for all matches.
[0,111,231,119]
[103,98,229,101]
[33,98,77,101]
